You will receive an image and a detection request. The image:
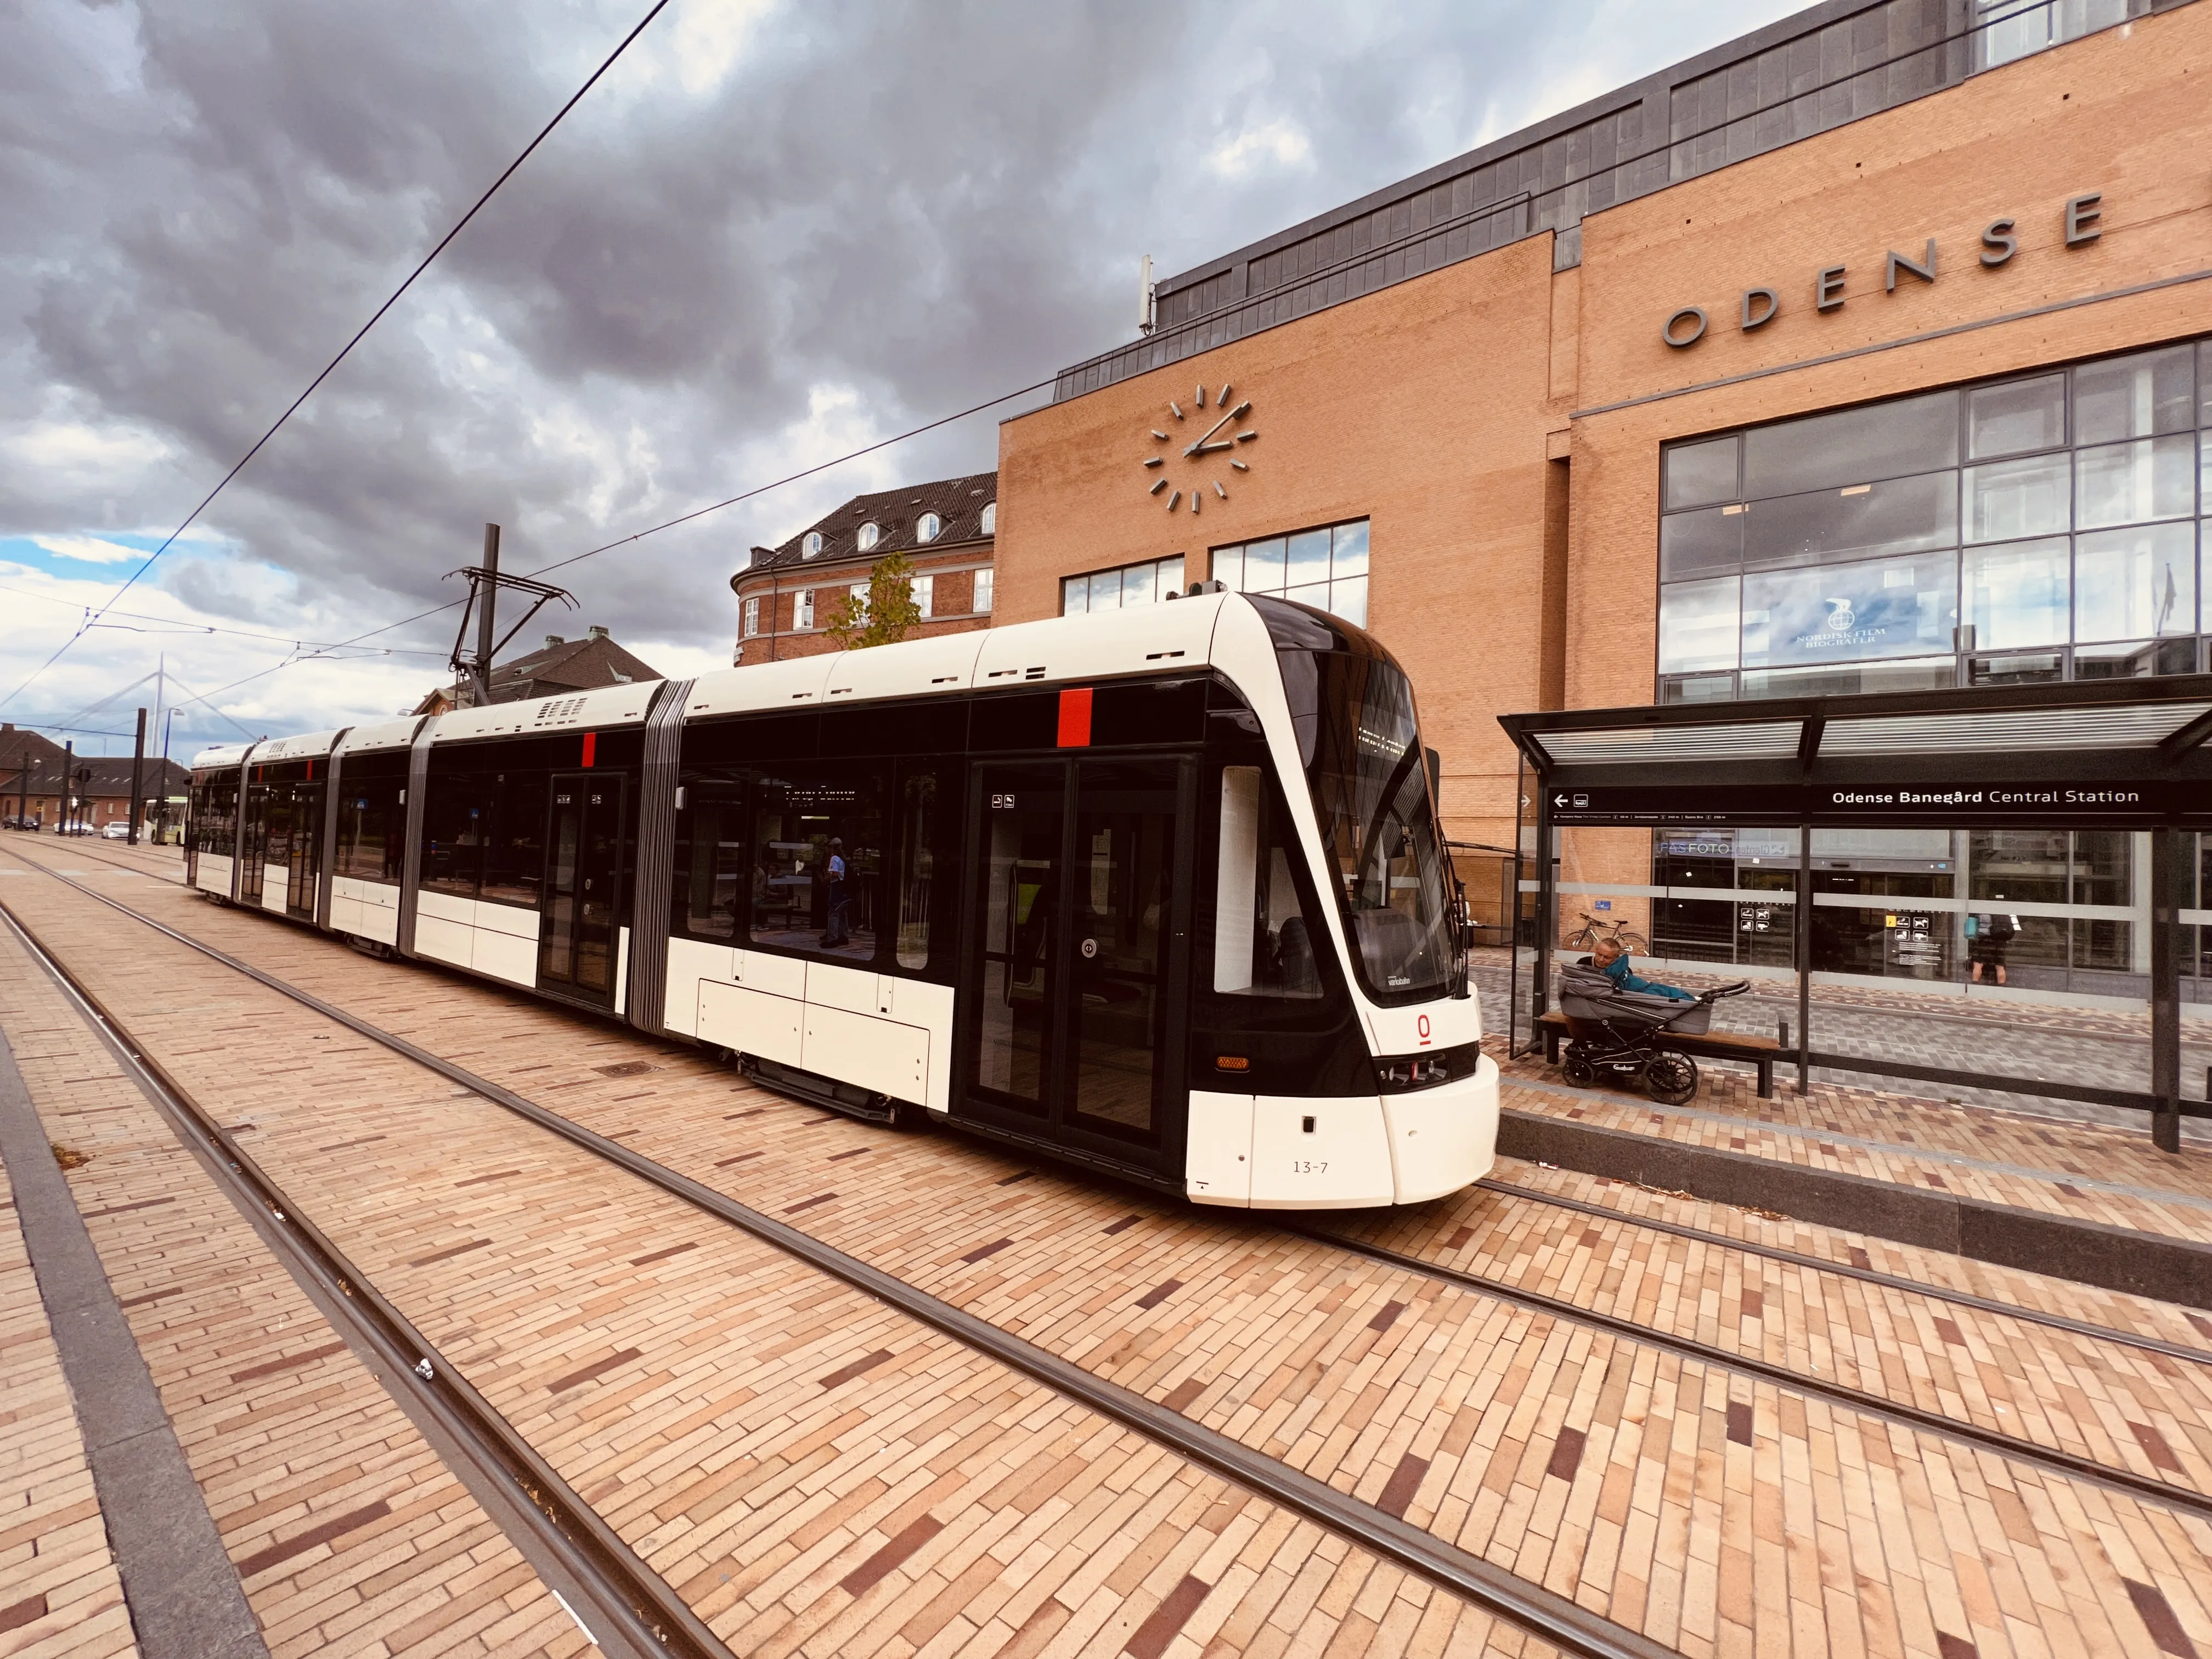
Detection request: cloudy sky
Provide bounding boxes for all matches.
[2,0,1799,758]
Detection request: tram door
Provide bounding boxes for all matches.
[539,774,624,1005]
[240,781,269,905]
[957,757,1192,1181]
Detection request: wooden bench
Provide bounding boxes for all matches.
[1536,1009,1783,1100]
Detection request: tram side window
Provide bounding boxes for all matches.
[751,764,885,964]
[193,778,238,854]
[480,770,548,907]
[894,766,940,971]
[336,766,405,883]
[1211,765,1323,1000]
[673,775,747,941]
[422,770,487,899]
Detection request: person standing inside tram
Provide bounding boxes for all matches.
[823,837,850,947]
[1968,910,2017,985]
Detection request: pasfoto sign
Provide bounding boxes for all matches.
[1544,780,2207,826]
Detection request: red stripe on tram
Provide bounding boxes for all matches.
[580,731,597,768]
[1056,687,1093,748]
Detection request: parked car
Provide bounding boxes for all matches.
[54,820,94,836]
[100,820,134,840]
[1,815,32,831]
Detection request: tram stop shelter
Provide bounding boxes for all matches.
[1497,676,2212,1154]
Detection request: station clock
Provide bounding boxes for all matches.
[1141,382,1256,515]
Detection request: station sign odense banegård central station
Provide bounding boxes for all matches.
[1544,782,2201,827]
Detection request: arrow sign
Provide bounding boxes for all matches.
[1552,793,1568,807]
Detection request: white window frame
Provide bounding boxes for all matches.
[856,522,880,551]
[980,501,996,535]
[802,531,823,559]
[916,512,941,544]
[741,596,761,638]
[973,568,994,613]
[911,574,934,618]
[795,589,815,629]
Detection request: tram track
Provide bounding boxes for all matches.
[12,844,2212,1549]
[0,844,1686,1659]
[34,844,2212,1365]
[0,889,732,1659]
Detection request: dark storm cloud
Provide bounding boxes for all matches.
[1,0,1796,723]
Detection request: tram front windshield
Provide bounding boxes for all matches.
[1263,600,1454,1004]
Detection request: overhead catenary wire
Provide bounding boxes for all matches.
[0,0,674,718]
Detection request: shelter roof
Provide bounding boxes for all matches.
[1498,677,2212,825]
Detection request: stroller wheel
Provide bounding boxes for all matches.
[1562,1044,1597,1086]
[1645,1051,1697,1105]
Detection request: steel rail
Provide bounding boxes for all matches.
[49,843,2212,1366]
[20,847,2212,1533]
[0,850,1679,1659]
[1283,1217,2212,1521]
[1468,1176,2212,1369]
[0,895,733,1659]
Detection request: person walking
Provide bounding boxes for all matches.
[823,837,850,947]
[1968,909,2016,985]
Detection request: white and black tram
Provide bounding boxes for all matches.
[188,591,1499,1207]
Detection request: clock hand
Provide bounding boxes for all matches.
[1182,400,1250,456]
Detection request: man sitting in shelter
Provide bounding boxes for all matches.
[1590,938,1692,1002]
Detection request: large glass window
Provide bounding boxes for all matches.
[750,765,885,964]
[1062,555,1184,616]
[674,776,746,941]
[335,754,406,883]
[1963,538,2069,650]
[1211,765,1323,1000]
[1212,518,1369,628]
[479,771,548,908]
[1660,337,2205,698]
[421,769,486,899]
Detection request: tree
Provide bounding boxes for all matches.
[823,551,924,650]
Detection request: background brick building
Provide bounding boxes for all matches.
[995,0,2212,998]
[1,724,187,832]
[731,471,996,664]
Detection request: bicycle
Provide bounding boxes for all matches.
[1561,910,1649,955]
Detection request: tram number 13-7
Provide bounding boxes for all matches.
[1289,1160,1330,1175]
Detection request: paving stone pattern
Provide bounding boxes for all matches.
[0,849,1550,1659]
[0,1150,136,1659]
[10,841,2212,1658]
[0,919,589,1659]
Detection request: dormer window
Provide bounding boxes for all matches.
[916,512,941,544]
[980,501,996,534]
[803,531,823,559]
[856,522,880,551]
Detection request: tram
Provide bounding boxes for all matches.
[187,590,1499,1207]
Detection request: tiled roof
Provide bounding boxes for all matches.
[414,631,664,715]
[2,754,189,797]
[747,470,996,577]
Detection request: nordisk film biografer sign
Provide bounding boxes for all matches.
[1657,190,2107,349]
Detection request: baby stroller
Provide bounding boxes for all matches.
[1557,961,1750,1105]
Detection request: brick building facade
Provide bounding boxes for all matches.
[731,472,996,664]
[1,724,188,832]
[996,0,2212,997]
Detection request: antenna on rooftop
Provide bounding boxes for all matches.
[1138,255,1155,335]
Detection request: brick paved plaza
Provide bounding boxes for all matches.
[2,837,2210,1658]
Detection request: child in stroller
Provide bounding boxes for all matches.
[1557,956,1749,1105]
